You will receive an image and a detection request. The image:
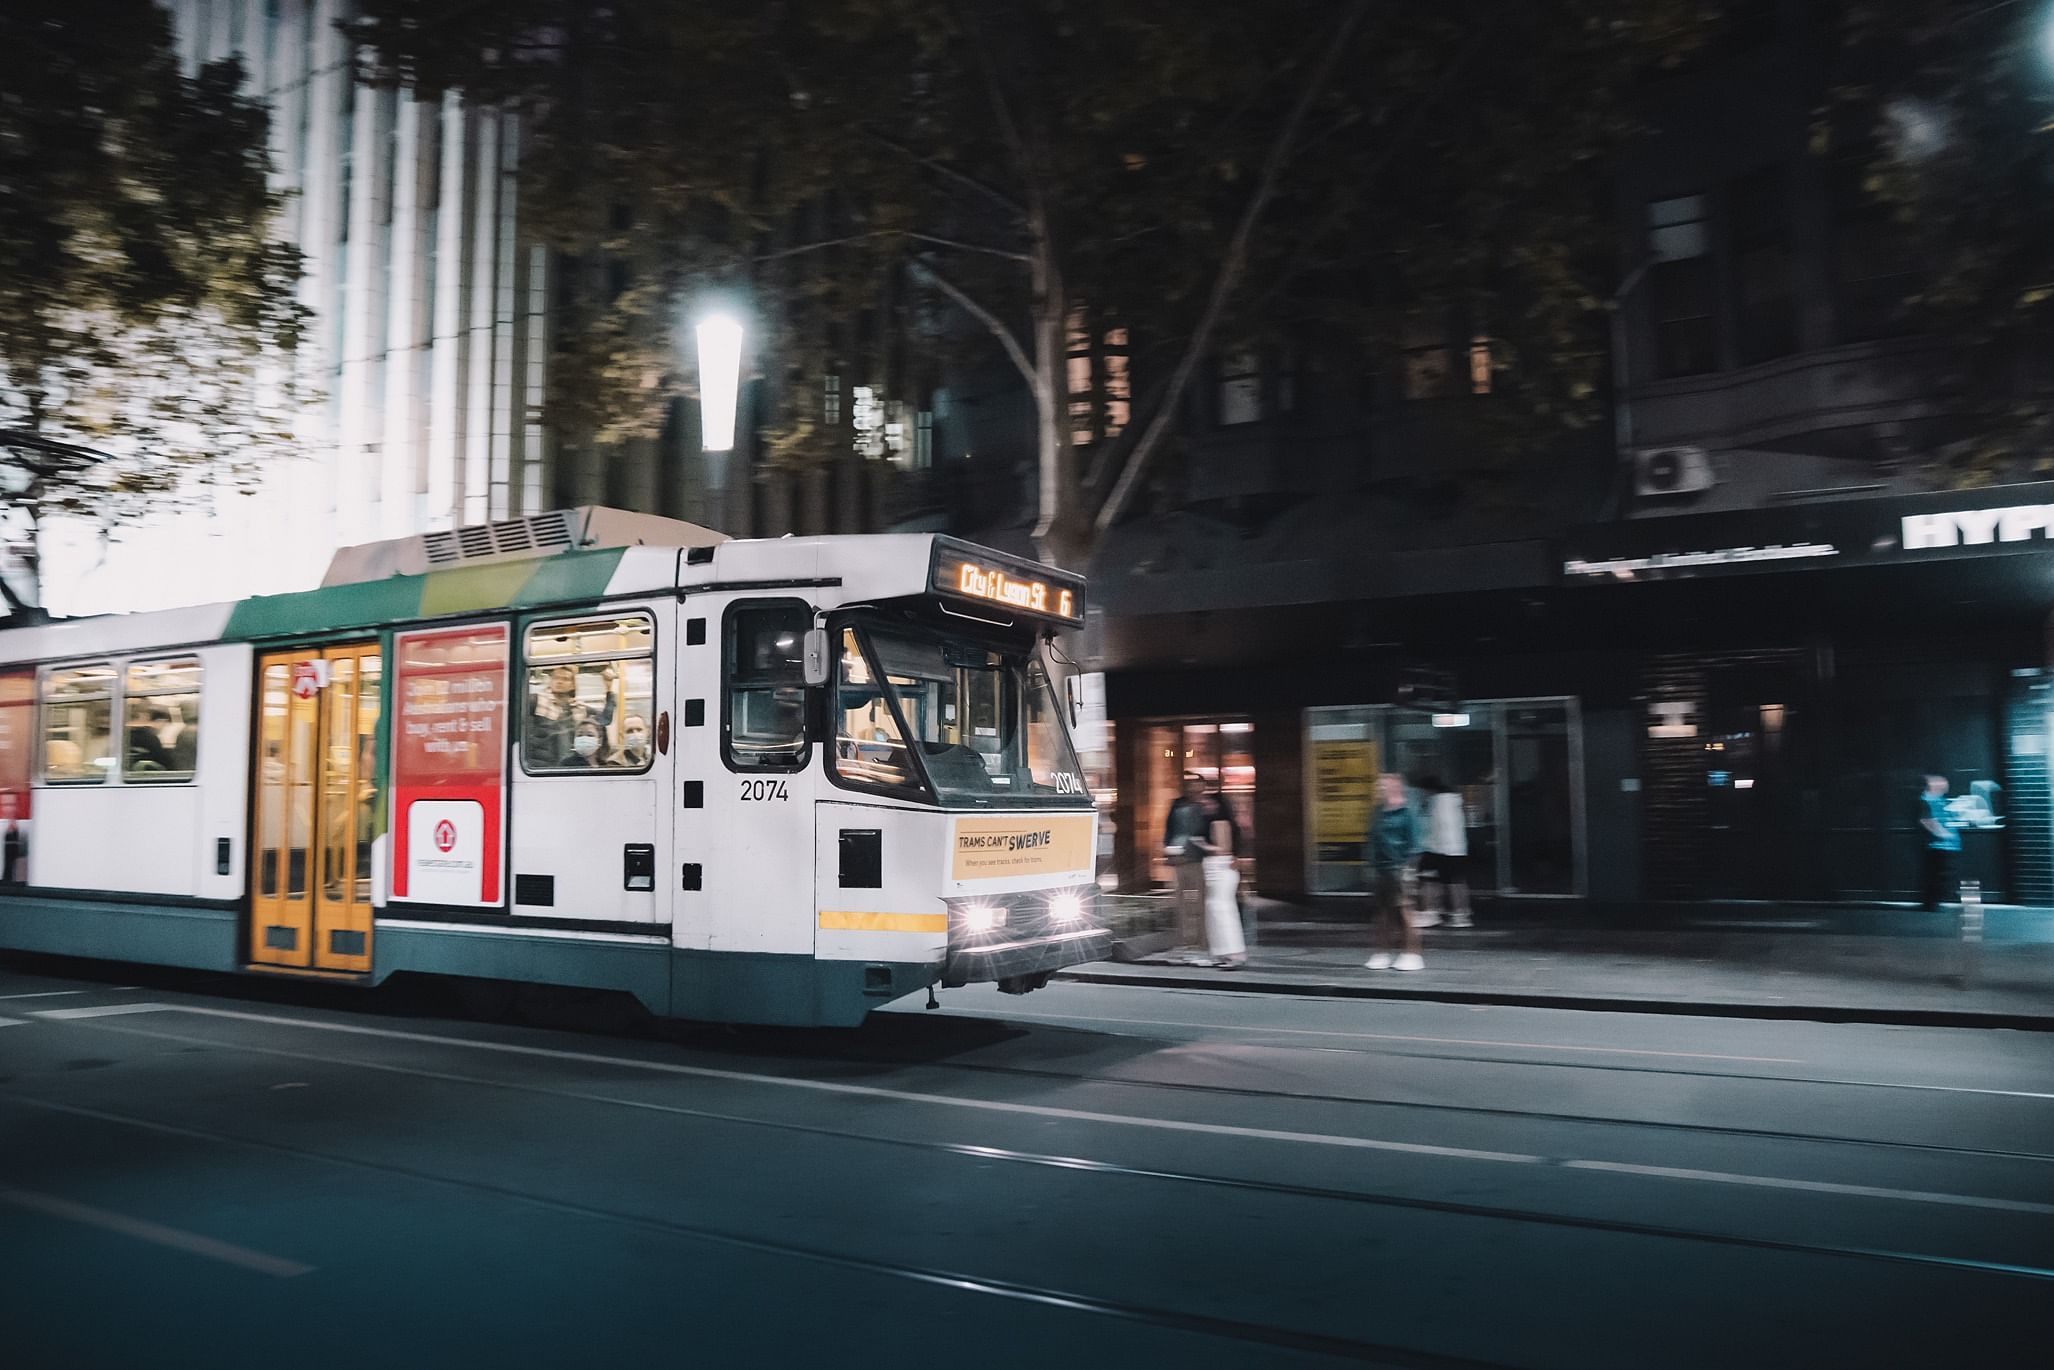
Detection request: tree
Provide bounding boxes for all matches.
[354,0,1706,567]
[0,0,308,608]
[1828,2,2054,480]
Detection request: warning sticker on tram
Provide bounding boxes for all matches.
[931,543,1084,626]
[948,815,1095,882]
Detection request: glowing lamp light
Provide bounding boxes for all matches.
[1049,891,1087,923]
[695,314,744,453]
[963,905,1002,933]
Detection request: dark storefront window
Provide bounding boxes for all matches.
[1305,701,1582,897]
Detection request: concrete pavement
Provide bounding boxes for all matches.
[1081,902,2054,1027]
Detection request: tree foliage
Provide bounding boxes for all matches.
[1830,2,2054,478]
[0,0,308,605]
[355,0,1708,564]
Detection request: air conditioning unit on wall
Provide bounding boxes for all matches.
[1633,446,1715,498]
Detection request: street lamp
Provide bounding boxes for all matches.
[695,314,744,453]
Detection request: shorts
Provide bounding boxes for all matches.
[1422,852,1467,882]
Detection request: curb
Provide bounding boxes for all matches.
[1053,967,2054,1032]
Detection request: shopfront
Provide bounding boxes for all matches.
[1305,700,1584,897]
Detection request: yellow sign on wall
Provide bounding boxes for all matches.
[1311,740,1378,849]
[948,815,1095,882]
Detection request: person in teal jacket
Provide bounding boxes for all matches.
[1363,773,1424,971]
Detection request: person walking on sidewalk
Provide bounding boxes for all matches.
[1364,772,1424,972]
[1918,771,1962,912]
[1420,775,1473,929]
[1163,773,1213,959]
[1200,808,1247,969]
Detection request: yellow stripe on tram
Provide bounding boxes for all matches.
[817,910,949,934]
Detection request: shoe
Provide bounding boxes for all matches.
[1394,953,1425,972]
[1365,952,1394,970]
[1189,957,1216,968]
[1447,914,1472,929]
[1409,910,1442,929]
[1216,958,1244,971]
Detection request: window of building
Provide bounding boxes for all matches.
[1732,167,1795,364]
[1647,193,1718,377]
[824,373,841,427]
[1469,336,1494,395]
[522,615,655,774]
[1217,350,1263,425]
[1403,323,1451,400]
[122,658,202,782]
[1067,313,1131,445]
[41,664,115,784]
[724,601,810,773]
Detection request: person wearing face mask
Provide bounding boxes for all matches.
[559,718,608,769]
[612,713,652,768]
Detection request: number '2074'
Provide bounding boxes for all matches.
[740,779,790,801]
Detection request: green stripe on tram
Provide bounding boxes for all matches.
[222,547,628,642]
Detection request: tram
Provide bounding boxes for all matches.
[0,509,1109,1026]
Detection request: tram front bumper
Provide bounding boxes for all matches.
[941,887,1113,989]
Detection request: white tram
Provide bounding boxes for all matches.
[0,509,1110,1026]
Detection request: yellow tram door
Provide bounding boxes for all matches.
[250,644,381,973]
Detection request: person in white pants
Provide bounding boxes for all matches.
[1199,814,1246,969]
[1421,776,1472,929]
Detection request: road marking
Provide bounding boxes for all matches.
[0,1015,28,1028]
[926,1003,1807,1064]
[1561,1161,2054,1216]
[0,990,89,1001]
[36,1003,183,1020]
[0,1186,314,1277]
[47,1002,2054,1217]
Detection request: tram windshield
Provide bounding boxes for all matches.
[835,621,1089,807]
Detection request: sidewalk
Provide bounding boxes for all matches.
[1069,899,2054,1028]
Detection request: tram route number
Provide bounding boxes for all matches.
[740,779,791,802]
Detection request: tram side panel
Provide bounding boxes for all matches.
[812,801,949,1008]
[5,643,252,970]
[672,591,824,1023]
[502,599,674,933]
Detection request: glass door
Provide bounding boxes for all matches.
[250,643,380,972]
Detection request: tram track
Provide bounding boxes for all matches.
[13,1010,2053,1285]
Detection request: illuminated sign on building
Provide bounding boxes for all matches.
[1901,505,2054,550]
[930,542,1086,627]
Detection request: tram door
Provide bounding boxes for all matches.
[250,644,382,972]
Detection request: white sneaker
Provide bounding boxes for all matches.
[1393,953,1425,972]
[1365,952,1394,971]
[1447,913,1472,929]
[1409,910,1442,929]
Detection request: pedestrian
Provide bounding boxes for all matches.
[1917,770,1961,912]
[1420,775,1473,929]
[1162,772,1212,960]
[1364,772,1424,971]
[1197,805,1247,969]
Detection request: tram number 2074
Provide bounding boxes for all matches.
[740,779,792,802]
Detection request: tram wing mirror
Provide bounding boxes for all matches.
[802,628,832,687]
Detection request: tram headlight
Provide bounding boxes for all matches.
[963,904,1002,933]
[1049,890,1087,924]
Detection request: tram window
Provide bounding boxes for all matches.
[40,664,115,783]
[523,614,656,774]
[122,657,202,782]
[724,602,810,773]
[832,628,918,794]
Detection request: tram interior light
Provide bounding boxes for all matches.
[963,905,1002,933]
[696,314,744,453]
[1049,891,1086,923]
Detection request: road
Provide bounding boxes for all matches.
[1,955,2050,1368]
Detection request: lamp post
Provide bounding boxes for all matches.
[695,313,744,531]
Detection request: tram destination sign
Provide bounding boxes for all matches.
[930,540,1085,627]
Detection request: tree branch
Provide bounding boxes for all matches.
[755,230,1030,265]
[1093,0,1371,540]
[907,232,1033,263]
[909,258,1037,388]
[862,129,1027,220]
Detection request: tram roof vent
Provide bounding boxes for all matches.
[320,507,730,586]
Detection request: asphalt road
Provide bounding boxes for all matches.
[1,955,2050,1369]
